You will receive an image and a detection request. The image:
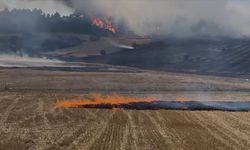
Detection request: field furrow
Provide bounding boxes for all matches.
[0,92,250,149]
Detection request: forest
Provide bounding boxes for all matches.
[0,8,117,35]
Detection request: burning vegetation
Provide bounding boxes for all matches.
[56,93,155,108]
[91,17,117,33]
[56,93,250,111]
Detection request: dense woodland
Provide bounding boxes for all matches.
[0,8,115,35]
[0,9,121,54]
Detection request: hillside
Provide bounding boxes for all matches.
[81,38,250,77]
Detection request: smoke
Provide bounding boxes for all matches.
[0,0,74,16]
[2,0,250,38]
[110,40,134,49]
[68,0,250,38]
[0,54,64,67]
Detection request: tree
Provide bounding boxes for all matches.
[100,49,107,56]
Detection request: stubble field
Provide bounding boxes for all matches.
[0,68,250,150]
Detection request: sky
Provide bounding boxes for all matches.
[1,0,250,37]
[0,0,74,16]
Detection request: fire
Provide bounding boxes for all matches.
[55,94,250,111]
[91,17,117,33]
[56,93,155,108]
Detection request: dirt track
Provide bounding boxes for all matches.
[0,92,250,150]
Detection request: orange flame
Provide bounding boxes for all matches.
[91,17,117,33]
[56,93,155,108]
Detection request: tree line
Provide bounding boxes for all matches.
[0,8,113,35]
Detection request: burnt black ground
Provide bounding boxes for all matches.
[78,101,250,111]
[81,38,250,78]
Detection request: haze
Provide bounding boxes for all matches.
[1,0,250,37]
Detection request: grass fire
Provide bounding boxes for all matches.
[56,93,155,108]
[2,1,250,149]
[56,93,250,112]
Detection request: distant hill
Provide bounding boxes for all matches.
[81,38,250,76]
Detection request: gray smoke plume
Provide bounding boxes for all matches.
[68,0,250,38]
[2,0,250,38]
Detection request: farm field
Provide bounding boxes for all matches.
[0,68,250,149]
[0,92,250,150]
[3,2,250,149]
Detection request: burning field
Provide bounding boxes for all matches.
[1,69,250,149]
[56,93,250,111]
[1,92,250,150]
[3,1,250,149]
[56,93,155,109]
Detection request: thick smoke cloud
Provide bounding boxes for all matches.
[68,0,250,38]
[2,0,250,37]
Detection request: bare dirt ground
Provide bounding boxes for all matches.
[0,68,250,149]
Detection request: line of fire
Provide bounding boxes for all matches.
[56,93,250,112]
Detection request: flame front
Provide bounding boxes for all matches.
[91,17,117,33]
[56,93,155,108]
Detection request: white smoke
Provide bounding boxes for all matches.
[110,40,134,49]
[69,0,250,38]
[0,54,64,67]
[3,0,250,37]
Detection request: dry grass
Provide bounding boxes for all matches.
[0,92,249,150]
[1,68,250,92]
[1,68,250,149]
